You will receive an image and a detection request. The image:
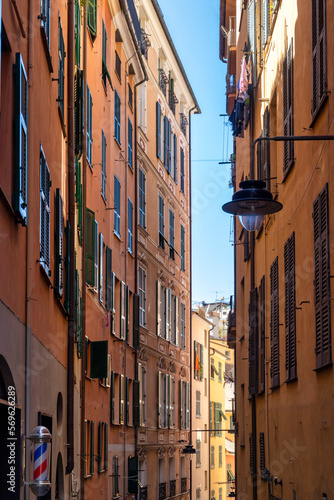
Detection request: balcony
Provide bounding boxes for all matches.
[169,90,178,115]
[227,295,236,349]
[181,477,187,493]
[159,69,168,97]
[139,486,148,500]
[141,29,151,59]
[226,73,237,115]
[169,479,176,497]
[159,482,167,500]
[180,113,188,135]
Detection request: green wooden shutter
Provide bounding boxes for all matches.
[87,0,97,37]
[55,189,64,298]
[14,53,28,226]
[210,401,213,436]
[75,0,81,67]
[249,288,258,395]
[156,101,161,158]
[99,233,104,303]
[270,258,280,388]
[90,341,108,379]
[86,208,95,285]
[313,184,331,368]
[74,70,84,157]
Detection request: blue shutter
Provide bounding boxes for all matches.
[156,101,161,158]
[99,233,104,303]
[128,118,133,169]
[114,90,121,144]
[105,246,112,310]
[173,134,177,183]
[14,53,28,225]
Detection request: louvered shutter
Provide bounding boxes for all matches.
[283,40,294,175]
[194,340,198,379]
[119,375,124,424]
[311,0,327,116]
[179,380,183,429]
[64,221,71,313]
[174,133,178,183]
[111,272,116,335]
[185,382,190,429]
[14,53,28,225]
[270,258,280,388]
[75,0,81,67]
[133,294,140,348]
[105,246,112,310]
[40,148,50,273]
[156,101,161,158]
[87,0,97,37]
[200,344,204,381]
[284,233,297,380]
[55,189,64,298]
[263,107,270,190]
[249,288,258,395]
[249,433,254,475]
[104,423,108,471]
[262,0,270,47]
[158,371,162,428]
[86,208,95,286]
[133,379,140,427]
[164,116,168,167]
[74,70,84,158]
[259,432,265,473]
[126,286,130,343]
[98,422,102,473]
[120,282,126,339]
[175,296,179,346]
[90,421,95,475]
[247,0,257,86]
[126,377,130,425]
[259,276,265,393]
[166,288,172,341]
[313,184,331,368]
[99,233,104,303]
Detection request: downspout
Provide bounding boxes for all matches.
[25,0,33,496]
[208,324,214,498]
[80,0,88,497]
[66,0,75,476]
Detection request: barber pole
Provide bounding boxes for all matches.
[33,441,48,481]
[26,426,52,496]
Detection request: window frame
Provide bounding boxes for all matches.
[114,175,121,237]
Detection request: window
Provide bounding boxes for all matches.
[87,0,97,38]
[114,175,121,237]
[138,363,146,426]
[99,233,104,303]
[112,456,119,497]
[180,147,185,194]
[283,40,294,176]
[158,371,168,429]
[13,53,28,226]
[40,146,50,275]
[249,288,258,395]
[311,0,327,118]
[211,446,215,468]
[128,198,133,254]
[40,0,51,48]
[219,488,222,500]
[180,380,189,429]
[156,101,162,158]
[285,233,297,380]
[180,303,186,349]
[114,90,121,144]
[313,184,331,368]
[115,50,121,80]
[55,189,64,298]
[173,134,177,183]
[169,209,175,259]
[139,168,146,228]
[194,341,203,380]
[219,446,222,467]
[58,17,65,119]
[180,224,185,271]
[159,195,165,248]
[196,439,201,467]
[139,267,146,327]
[270,257,280,388]
[128,118,133,169]
[101,130,106,200]
[86,85,93,165]
[102,20,110,89]
[196,390,200,418]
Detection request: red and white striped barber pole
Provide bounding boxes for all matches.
[27,426,52,497]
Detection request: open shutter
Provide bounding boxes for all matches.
[249,288,258,395]
[98,422,103,473]
[158,371,162,428]
[262,0,270,47]
[314,184,331,368]
[283,40,294,175]
[120,282,126,339]
[14,53,28,226]
[200,344,204,381]
[247,0,257,86]
[270,258,280,388]
[179,380,183,429]
[119,375,124,424]
[86,208,95,286]
[311,0,327,116]
[111,272,116,335]
[133,294,140,348]
[104,424,108,471]
[64,221,71,313]
[133,379,139,427]
[126,286,130,342]
[74,70,84,157]
[87,0,97,37]
[166,288,171,341]
[259,276,265,393]
[156,101,161,158]
[185,382,190,429]
[75,0,81,67]
[157,281,162,336]
[194,340,198,379]
[285,233,297,380]
[90,421,95,475]
[173,133,178,183]
[55,189,64,298]
[126,377,130,425]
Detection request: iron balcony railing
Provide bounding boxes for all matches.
[169,479,176,497]
[158,69,168,97]
[180,113,188,135]
[139,486,148,500]
[159,482,167,500]
[181,477,187,493]
[169,90,178,115]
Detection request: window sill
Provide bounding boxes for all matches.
[40,26,53,72]
[114,136,122,149]
[314,361,333,372]
[128,248,134,257]
[113,230,121,240]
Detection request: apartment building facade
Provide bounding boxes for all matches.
[221,0,334,498]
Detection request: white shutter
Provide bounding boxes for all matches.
[175,296,179,346]
[120,281,126,339]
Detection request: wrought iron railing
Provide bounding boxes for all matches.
[158,69,168,97]
[169,479,176,497]
[159,482,167,500]
[181,477,187,493]
[169,90,178,115]
[141,29,150,59]
[180,113,188,135]
[139,486,148,500]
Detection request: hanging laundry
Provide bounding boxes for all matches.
[239,56,248,93]
[247,57,252,85]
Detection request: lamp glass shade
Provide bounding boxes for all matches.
[239,214,264,231]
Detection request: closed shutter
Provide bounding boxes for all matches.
[55,189,64,298]
[99,233,104,303]
[164,116,168,167]
[126,377,130,425]
[259,276,265,393]
[105,246,112,310]
[90,421,95,475]
[249,288,258,395]
[101,130,107,199]
[58,17,65,118]
[133,294,140,348]
[179,380,183,429]
[133,379,140,427]
[194,340,198,379]
[158,372,162,428]
[173,133,177,183]
[86,209,95,285]
[262,0,270,47]
[312,0,327,116]
[119,375,124,424]
[247,0,257,86]
[200,344,204,381]
[86,85,93,164]
[156,101,161,158]
[259,432,265,473]
[75,0,81,67]
[270,257,280,388]
[64,221,71,313]
[284,232,297,380]
[74,70,84,157]
[14,54,28,225]
[185,382,190,429]
[166,288,172,341]
[263,107,270,190]
[126,286,130,342]
[104,423,108,471]
[313,184,331,368]
[87,0,97,37]
[283,40,294,175]
[98,422,102,473]
[120,282,126,339]
[175,296,179,346]
[249,433,254,475]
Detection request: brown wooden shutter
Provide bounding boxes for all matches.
[283,40,294,176]
[270,257,280,388]
[259,276,265,393]
[259,432,265,474]
[263,107,270,190]
[249,433,255,475]
[311,0,327,117]
[313,184,331,368]
[284,232,297,380]
[249,288,258,395]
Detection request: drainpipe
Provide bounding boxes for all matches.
[66,0,75,476]
[25,0,33,496]
[208,324,214,498]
